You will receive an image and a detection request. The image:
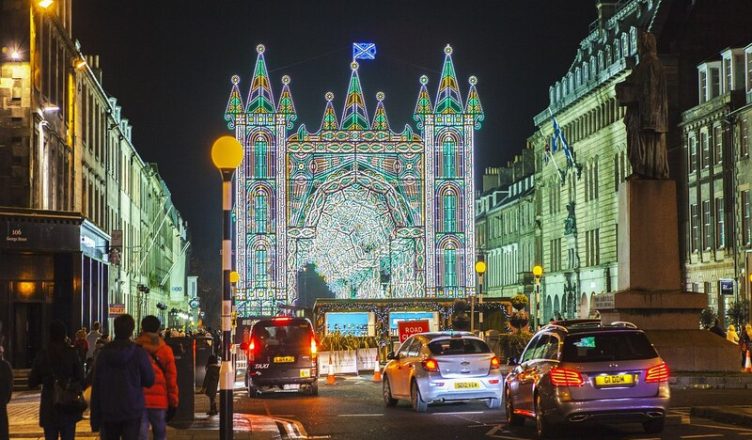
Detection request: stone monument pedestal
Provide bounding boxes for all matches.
[596,179,739,372]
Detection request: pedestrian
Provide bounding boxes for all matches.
[90,314,154,440]
[202,355,220,416]
[0,335,13,440]
[28,320,86,440]
[727,324,739,344]
[709,318,726,338]
[85,322,102,368]
[135,316,178,440]
[73,329,88,365]
[742,324,752,373]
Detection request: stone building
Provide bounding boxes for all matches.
[529,0,752,323]
[475,149,540,308]
[680,42,752,319]
[0,0,189,366]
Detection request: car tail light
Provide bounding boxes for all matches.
[549,367,584,387]
[422,358,439,372]
[488,379,500,384]
[490,356,501,369]
[272,316,292,323]
[311,338,318,357]
[645,362,670,383]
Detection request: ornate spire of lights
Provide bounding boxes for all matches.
[340,61,369,131]
[245,44,275,114]
[434,44,463,114]
[370,92,390,131]
[320,92,338,131]
[224,75,244,129]
[276,75,297,129]
[413,75,433,128]
[464,75,484,129]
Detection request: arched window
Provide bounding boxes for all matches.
[255,248,267,289]
[254,136,268,177]
[443,191,457,232]
[254,191,267,233]
[442,136,456,177]
[444,247,457,288]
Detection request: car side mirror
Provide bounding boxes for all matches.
[386,351,397,360]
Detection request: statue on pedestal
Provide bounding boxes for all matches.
[616,31,669,179]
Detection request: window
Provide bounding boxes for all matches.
[428,338,491,355]
[549,238,561,272]
[710,68,721,99]
[688,133,698,173]
[443,191,457,232]
[743,191,752,245]
[442,136,456,177]
[562,332,657,363]
[690,203,699,251]
[701,131,710,168]
[254,192,267,233]
[255,248,268,288]
[716,198,725,249]
[714,125,723,164]
[724,57,733,93]
[444,248,457,287]
[702,200,712,250]
[254,136,268,177]
[742,118,750,157]
[549,182,561,214]
[699,70,708,103]
[586,229,600,266]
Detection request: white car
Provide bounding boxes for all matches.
[382,331,503,412]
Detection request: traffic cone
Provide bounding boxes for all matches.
[372,351,382,382]
[326,352,336,385]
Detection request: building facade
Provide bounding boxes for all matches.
[224,45,483,317]
[0,0,189,367]
[680,42,752,319]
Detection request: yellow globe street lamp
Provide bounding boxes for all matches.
[532,265,544,330]
[472,256,487,333]
[211,135,242,440]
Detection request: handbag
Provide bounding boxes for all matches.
[53,376,88,413]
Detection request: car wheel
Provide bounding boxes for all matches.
[535,393,555,439]
[505,388,524,426]
[310,381,319,396]
[382,376,398,407]
[486,397,501,409]
[643,417,665,434]
[410,380,428,413]
[247,382,258,398]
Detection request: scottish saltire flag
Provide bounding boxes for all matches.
[353,42,376,60]
[551,113,575,167]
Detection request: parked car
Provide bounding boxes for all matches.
[504,320,670,438]
[382,331,503,412]
[244,316,319,396]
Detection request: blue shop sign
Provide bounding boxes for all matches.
[720,279,734,296]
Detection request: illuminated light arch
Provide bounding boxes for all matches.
[225,44,484,315]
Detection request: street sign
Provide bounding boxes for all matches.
[397,319,430,343]
[593,293,615,310]
[188,298,200,309]
[108,303,125,316]
[720,279,734,295]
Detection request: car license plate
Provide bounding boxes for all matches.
[454,381,480,390]
[283,384,300,390]
[595,374,634,387]
[299,369,311,378]
[273,356,295,363]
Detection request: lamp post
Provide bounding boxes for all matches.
[473,258,486,333]
[211,135,243,440]
[532,265,544,330]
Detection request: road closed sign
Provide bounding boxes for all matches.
[397,320,430,342]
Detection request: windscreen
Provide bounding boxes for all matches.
[252,321,312,351]
[562,331,658,362]
[428,338,491,356]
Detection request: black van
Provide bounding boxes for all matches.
[244,316,319,396]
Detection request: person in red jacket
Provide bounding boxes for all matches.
[136,316,178,440]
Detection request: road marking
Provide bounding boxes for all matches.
[337,414,384,417]
[691,423,752,433]
[433,411,485,415]
[263,401,272,416]
[680,435,724,439]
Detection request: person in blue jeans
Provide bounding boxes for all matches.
[90,314,154,440]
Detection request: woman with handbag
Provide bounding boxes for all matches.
[29,320,86,440]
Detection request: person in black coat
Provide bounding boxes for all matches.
[0,335,13,440]
[29,320,85,440]
[202,355,220,416]
[90,314,154,440]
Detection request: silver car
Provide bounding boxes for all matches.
[504,320,670,438]
[382,331,503,412]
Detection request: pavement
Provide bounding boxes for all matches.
[691,406,752,429]
[8,382,298,440]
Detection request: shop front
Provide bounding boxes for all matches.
[0,209,109,367]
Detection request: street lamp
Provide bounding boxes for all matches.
[532,265,543,329]
[472,257,486,333]
[211,135,243,440]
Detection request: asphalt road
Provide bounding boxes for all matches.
[234,377,752,440]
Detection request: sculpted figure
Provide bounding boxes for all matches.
[616,31,669,179]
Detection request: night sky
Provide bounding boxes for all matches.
[72,1,596,296]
